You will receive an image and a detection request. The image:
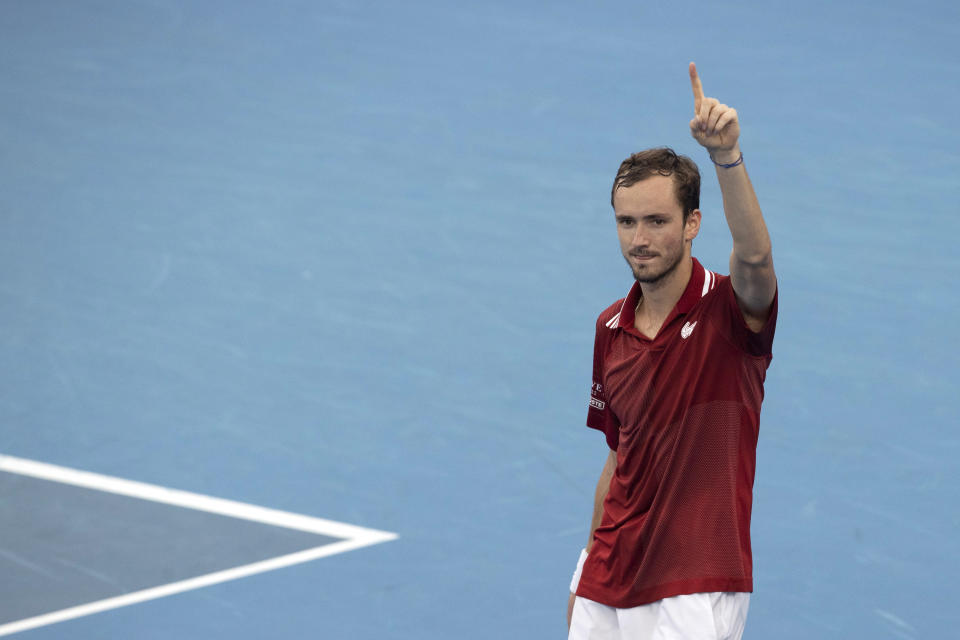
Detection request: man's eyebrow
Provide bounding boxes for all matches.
[619,212,669,219]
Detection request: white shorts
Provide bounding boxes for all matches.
[568,592,750,640]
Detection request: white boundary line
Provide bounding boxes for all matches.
[0,454,398,637]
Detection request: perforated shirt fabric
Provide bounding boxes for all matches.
[578,258,777,609]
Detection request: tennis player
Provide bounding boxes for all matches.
[566,63,778,639]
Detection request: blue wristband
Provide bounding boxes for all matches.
[711,151,743,169]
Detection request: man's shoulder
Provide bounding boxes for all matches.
[697,263,731,298]
[595,298,628,331]
[692,265,732,312]
[705,272,732,298]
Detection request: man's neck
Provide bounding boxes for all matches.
[634,256,693,337]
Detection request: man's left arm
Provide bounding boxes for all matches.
[688,62,776,332]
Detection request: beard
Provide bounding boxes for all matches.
[625,244,685,285]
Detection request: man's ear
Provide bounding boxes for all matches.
[684,209,702,241]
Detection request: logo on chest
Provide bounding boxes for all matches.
[680,321,697,339]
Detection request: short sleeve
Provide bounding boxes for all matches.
[716,277,778,357]
[586,315,621,451]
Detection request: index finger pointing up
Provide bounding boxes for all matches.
[689,61,704,113]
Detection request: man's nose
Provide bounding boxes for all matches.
[631,225,649,248]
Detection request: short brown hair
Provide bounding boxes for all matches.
[611,147,700,219]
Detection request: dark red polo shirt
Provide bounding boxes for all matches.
[577,257,777,608]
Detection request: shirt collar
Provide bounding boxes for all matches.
[615,257,707,329]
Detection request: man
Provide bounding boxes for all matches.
[566,63,778,640]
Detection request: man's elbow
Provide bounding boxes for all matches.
[732,246,773,269]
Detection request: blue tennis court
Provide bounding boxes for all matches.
[1,1,957,638]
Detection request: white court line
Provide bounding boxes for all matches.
[0,454,398,637]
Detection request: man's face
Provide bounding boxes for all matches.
[612,175,700,284]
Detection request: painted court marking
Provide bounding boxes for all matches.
[0,454,398,637]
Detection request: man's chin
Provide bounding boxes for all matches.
[631,254,683,284]
[634,271,665,284]
[631,263,665,283]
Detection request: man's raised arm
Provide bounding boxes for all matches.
[688,62,776,331]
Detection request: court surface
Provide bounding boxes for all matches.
[1,1,957,638]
